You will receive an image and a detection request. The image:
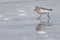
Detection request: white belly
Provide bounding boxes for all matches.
[39,9,49,13]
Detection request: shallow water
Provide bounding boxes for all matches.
[0,0,60,40]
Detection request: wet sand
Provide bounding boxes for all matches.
[0,0,60,40]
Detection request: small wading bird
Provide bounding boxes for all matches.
[34,6,53,19]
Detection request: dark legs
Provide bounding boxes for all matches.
[47,13,51,19]
[37,15,41,19]
[47,18,49,24]
[37,13,51,19]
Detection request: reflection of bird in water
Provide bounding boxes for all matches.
[36,19,49,34]
[34,6,53,19]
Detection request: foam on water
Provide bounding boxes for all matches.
[18,13,27,16]
[18,10,27,16]
[3,17,10,20]
[18,10,26,13]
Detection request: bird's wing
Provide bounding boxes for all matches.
[40,7,53,11]
[40,7,48,10]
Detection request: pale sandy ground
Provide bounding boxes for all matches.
[0,0,60,40]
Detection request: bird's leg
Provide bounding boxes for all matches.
[47,18,49,24]
[37,15,41,19]
[47,13,50,19]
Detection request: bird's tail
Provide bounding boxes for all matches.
[48,9,53,11]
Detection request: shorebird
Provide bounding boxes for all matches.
[34,6,53,19]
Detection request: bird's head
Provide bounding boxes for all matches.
[34,6,40,11]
